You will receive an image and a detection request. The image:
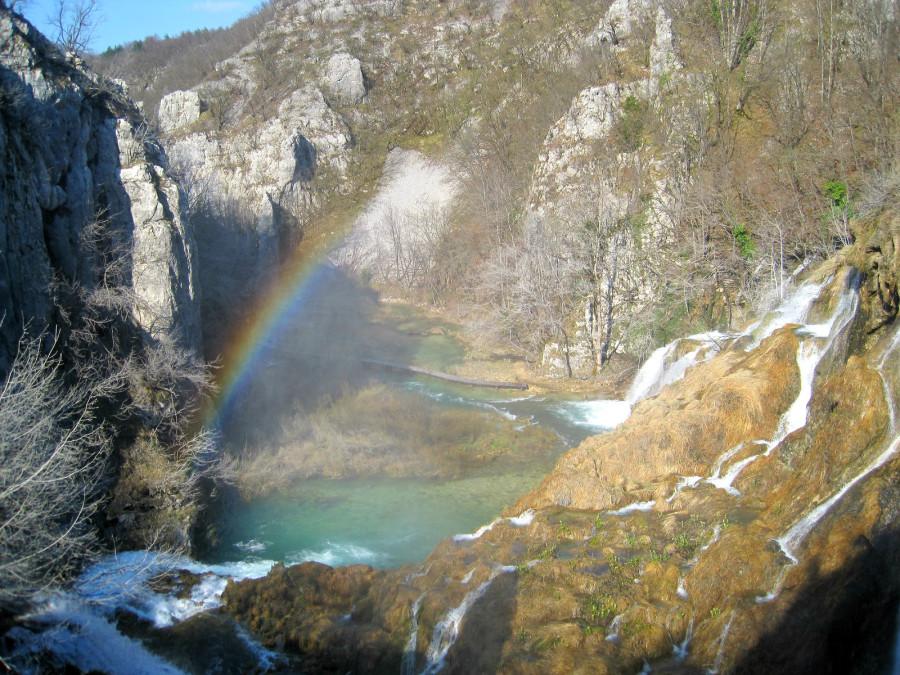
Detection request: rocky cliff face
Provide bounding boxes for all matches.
[223,205,899,673]
[0,9,201,371]
[0,8,208,555]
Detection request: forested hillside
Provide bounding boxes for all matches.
[94,0,897,376]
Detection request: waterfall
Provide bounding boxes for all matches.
[607,500,656,516]
[768,326,898,589]
[878,329,900,434]
[774,322,897,562]
[421,566,516,674]
[605,614,624,642]
[4,551,277,674]
[667,475,702,502]
[708,610,736,675]
[626,331,731,405]
[453,509,535,542]
[706,274,860,494]
[776,434,899,562]
[673,616,694,661]
[6,594,186,675]
[745,280,825,348]
[626,342,681,404]
[401,594,425,675]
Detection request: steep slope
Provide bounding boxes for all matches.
[95,0,897,384]
[222,204,899,673]
[0,7,212,575]
[0,11,201,368]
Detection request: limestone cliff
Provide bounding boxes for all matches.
[0,8,201,373]
[0,7,207,554]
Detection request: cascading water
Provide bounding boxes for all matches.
[401,594,425,675]
[563,331,731,433]
[777,432,899,564]
[421,565,516,674]
[452,509,535,542]
[704,274,860,495]
[607,500,656,516]
[745,280,825,348]
[605,614,624,642]
[673,616,694,661]
[708,610,736,675]
[761,307,898,600]
[5,552,278,674]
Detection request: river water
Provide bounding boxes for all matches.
[3,272,704,673]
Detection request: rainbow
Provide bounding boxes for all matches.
[201,235,343,431]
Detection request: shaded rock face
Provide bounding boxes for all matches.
[224,214,899,674]
[163,84,351,353]
[0,10,201,370]
[324,52,366,104]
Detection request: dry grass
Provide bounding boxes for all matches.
[235,384,559,499]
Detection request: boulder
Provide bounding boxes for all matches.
[324,52,366,104]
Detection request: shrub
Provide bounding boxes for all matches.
[733,223,756,259]
[0,336,114,610]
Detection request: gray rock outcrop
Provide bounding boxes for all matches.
[324,52,366,104]
[165,86,351,274]
[0,9,201,371]
[158,90,203,133]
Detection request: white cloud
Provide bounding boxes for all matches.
[190,1,248,12]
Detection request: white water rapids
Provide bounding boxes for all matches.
[5,551,279,674]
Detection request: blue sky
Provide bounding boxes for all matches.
[21,0,257,52]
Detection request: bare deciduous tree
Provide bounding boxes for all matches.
[0,335,116,609]
[50,0,98,56]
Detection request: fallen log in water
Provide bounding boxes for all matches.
[362,359,529,390]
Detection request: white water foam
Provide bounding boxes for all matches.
[7,595,186,675]
[73,551,275,628]
[453,521,498,542]
[234,539,269,553]
[234,623,282,671]
[608,500,655,516]
[667,476,702,502]
[755,566,789,604]
[627,342,680,403]
[421,565,516,674]
[453,510,535,542]
[745,281,825,348]
[507,509,536,527]
[557,327,731,433]
[707,275,859,494]
[605,614,624,642]
[285,542,385,567]
[460,569,475,584]
[673,616,694,661]
[401,593,425,675]
[878,329,900,434]
[402,381,519,421]
[7,551,278,673]
[777,434,900,563]
[556,399,632,430]
[708,610,736,674]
